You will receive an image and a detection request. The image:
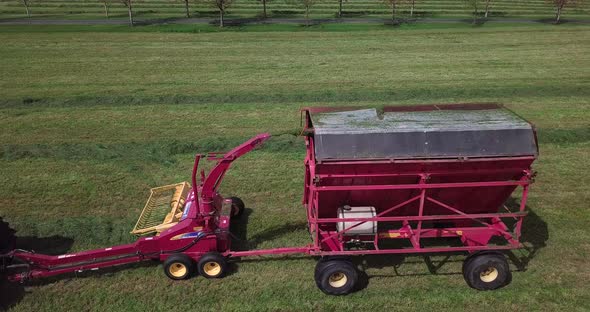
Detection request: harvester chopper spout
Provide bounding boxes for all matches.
[195,133,271,217]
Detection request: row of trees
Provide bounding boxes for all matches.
[19,0,583,26]
[462,0,576,23]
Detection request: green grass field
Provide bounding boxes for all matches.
[0,22,589,311]
[0,0,589,20]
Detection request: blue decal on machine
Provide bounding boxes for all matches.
[171,231,205,240]
[181,201,191,221]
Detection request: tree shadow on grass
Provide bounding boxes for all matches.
[462,18,488,26]
[270,10,299,18]
[193,10,220,18]
[536,17,565,25]
[207,18,263,27]
[135,17,185,26]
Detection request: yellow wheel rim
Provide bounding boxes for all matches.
[169,263,187,278]
[328,272,348,288]
[204,262,221,276]
[480,267,499,283]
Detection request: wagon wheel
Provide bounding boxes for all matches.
[314,259,358,295]
[314,256,353,287]
[0,217,16,255]
[463,253,511,290]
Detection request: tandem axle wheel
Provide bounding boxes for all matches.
[164,254,195,280]
[462,252,512,290]
[314,258,358,295]
[311,253,513,295]
[163,252,229,280]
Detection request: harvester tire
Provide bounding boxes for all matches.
[0,217,16,254]
[198,252,227,278]
[229,197,245,218]
[163,254,195,280]
[463,253,511,290]
[315,259,358,295]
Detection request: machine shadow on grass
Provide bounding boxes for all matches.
[1,235,75,310]
[228,198,547,290]
[0,277,24,311]
[353,197,548,290]
[1,234,162,310]
[230,208,307,251]
[503,199,549,272]
[228,207,309,275]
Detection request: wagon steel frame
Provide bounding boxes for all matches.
[305,160,533,255]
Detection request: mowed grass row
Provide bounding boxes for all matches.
[0,0,589,19]
[1,23,590,106]
[0,24,589,311]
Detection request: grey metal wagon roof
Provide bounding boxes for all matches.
[309,107,538,160]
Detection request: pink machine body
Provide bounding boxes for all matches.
[3,104,538,295]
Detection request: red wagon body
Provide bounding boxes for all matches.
[2,104,538,295]
[301,104,537,258]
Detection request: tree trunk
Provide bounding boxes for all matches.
[338,0,342,17]
[472,1,478,24]
[104,2,109,19]
[391,2,396,24]
[23,0,30,18]
[262,0,267,18]
[556,5,562,24]
[184,0,190,18]
[410,0,414,17]
[484,0,490,18]
[127,0,133,26]
[220,8,224,27]
[305,5,309,26]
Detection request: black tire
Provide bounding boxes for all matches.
[229,197,245,218]
[463,253,511,290]
[315,260,358,295]
[462,251,502,281]
[314,256,353,285]
[198,252,227,278]
[163,254,195,280]
[0,217,16,254]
